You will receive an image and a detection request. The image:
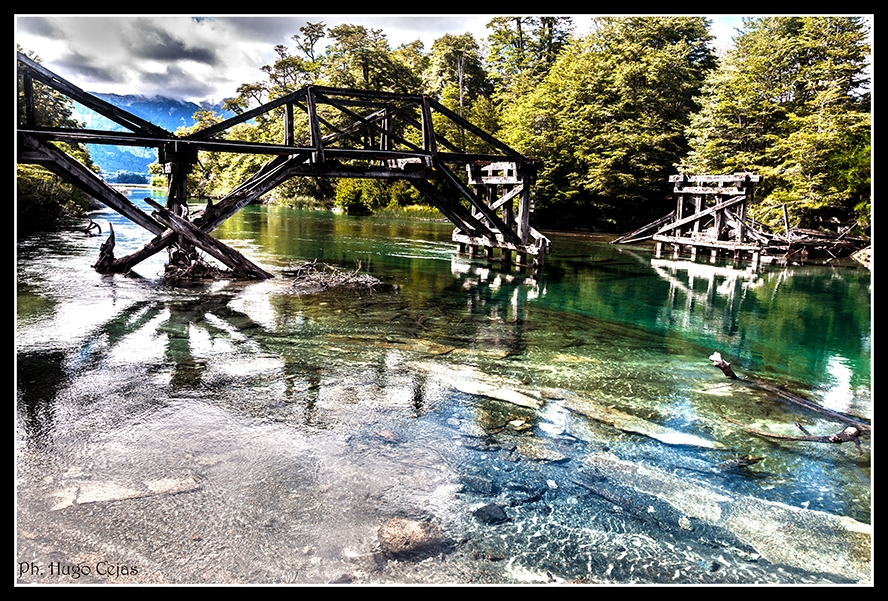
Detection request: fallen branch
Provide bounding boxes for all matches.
[724,418,865,455]
[709,352,738,379]
[709,352,870,432]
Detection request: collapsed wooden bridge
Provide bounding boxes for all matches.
[613,173,868,266]
[16,52,550,280]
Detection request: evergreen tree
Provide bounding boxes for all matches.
[322,24,420,93]
[422,33,493,153]
[683,17,871,230]
[486,16,574,101]
[501,17,716,230]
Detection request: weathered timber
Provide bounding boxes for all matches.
[725,419,867,454]
[656,195,747,235]
[434,159,523,247]
[146,199,273,279]
[617,173,767,264]
[710,351,871,432]
[17,53,169,137]
[410,179,487,236]
[670,173,762,185]
[17,53,551,278]
[18,133,165,236]
[612,211,676,244]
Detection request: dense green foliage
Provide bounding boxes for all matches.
[16,48,100,235]
[19,17,871,235]
[682,17,871,230]
[500,17,717,229]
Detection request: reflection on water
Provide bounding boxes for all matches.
[16,201,871,584]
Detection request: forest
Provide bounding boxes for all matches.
[17,16,871,237]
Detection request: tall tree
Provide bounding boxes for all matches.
[500,17,716,229]
[683,17,871,229]
[486,16,574,101]
[322,24,420,93]
[422,33,493,152]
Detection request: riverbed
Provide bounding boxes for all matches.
[16,194,872,584]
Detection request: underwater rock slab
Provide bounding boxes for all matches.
[582,452,871,583]
[377,518,448,559]
[49,474,200,510]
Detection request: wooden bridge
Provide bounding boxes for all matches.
[16,52,551,280]
[613,173,767,266]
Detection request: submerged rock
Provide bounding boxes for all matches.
[474,503,510,524]
[378,518,447,559]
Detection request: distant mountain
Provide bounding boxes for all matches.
[70,93,234,176]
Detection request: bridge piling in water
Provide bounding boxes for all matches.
[17,51,551,280]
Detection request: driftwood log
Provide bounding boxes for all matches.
[709,351,870,453]
[725,419,866,455]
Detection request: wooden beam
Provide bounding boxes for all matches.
[18,52,169,137]
[488,185,523,212]
[146,199,272,279]
[434,160,522,246]
[17,133,165,235]
[306,87,324,163]
[421,96,437,157]
[652,234,761,252]
[313,91,424,153]
[185,87,308,141]
[427,97,522,158]
[657,195,747,235]
[612,211,676,244]
[411,179,486,235]
[669,173,762,184]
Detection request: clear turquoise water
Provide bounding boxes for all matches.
[16,194,871,583]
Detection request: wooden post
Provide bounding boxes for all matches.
[22,73,36,126]
[675,193,686,238]
[421,95,437,160]
[517,174,531,245]
[692,195,702,235]
[782,204,791,239]
[306,87,324,164]
[284,102,294,146]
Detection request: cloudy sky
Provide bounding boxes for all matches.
[16,15,749,104]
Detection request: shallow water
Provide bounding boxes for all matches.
[16,195,871,584]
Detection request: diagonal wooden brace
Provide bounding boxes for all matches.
[433,159,522,246]
[106,152,311,275]
[146,199,273,279]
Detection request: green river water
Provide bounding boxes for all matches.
[16,192,871,584]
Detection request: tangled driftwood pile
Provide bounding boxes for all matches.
[282,259,383,293]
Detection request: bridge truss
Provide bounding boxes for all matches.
[16,52,551,279]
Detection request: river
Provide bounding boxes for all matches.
[16,190,872,585]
